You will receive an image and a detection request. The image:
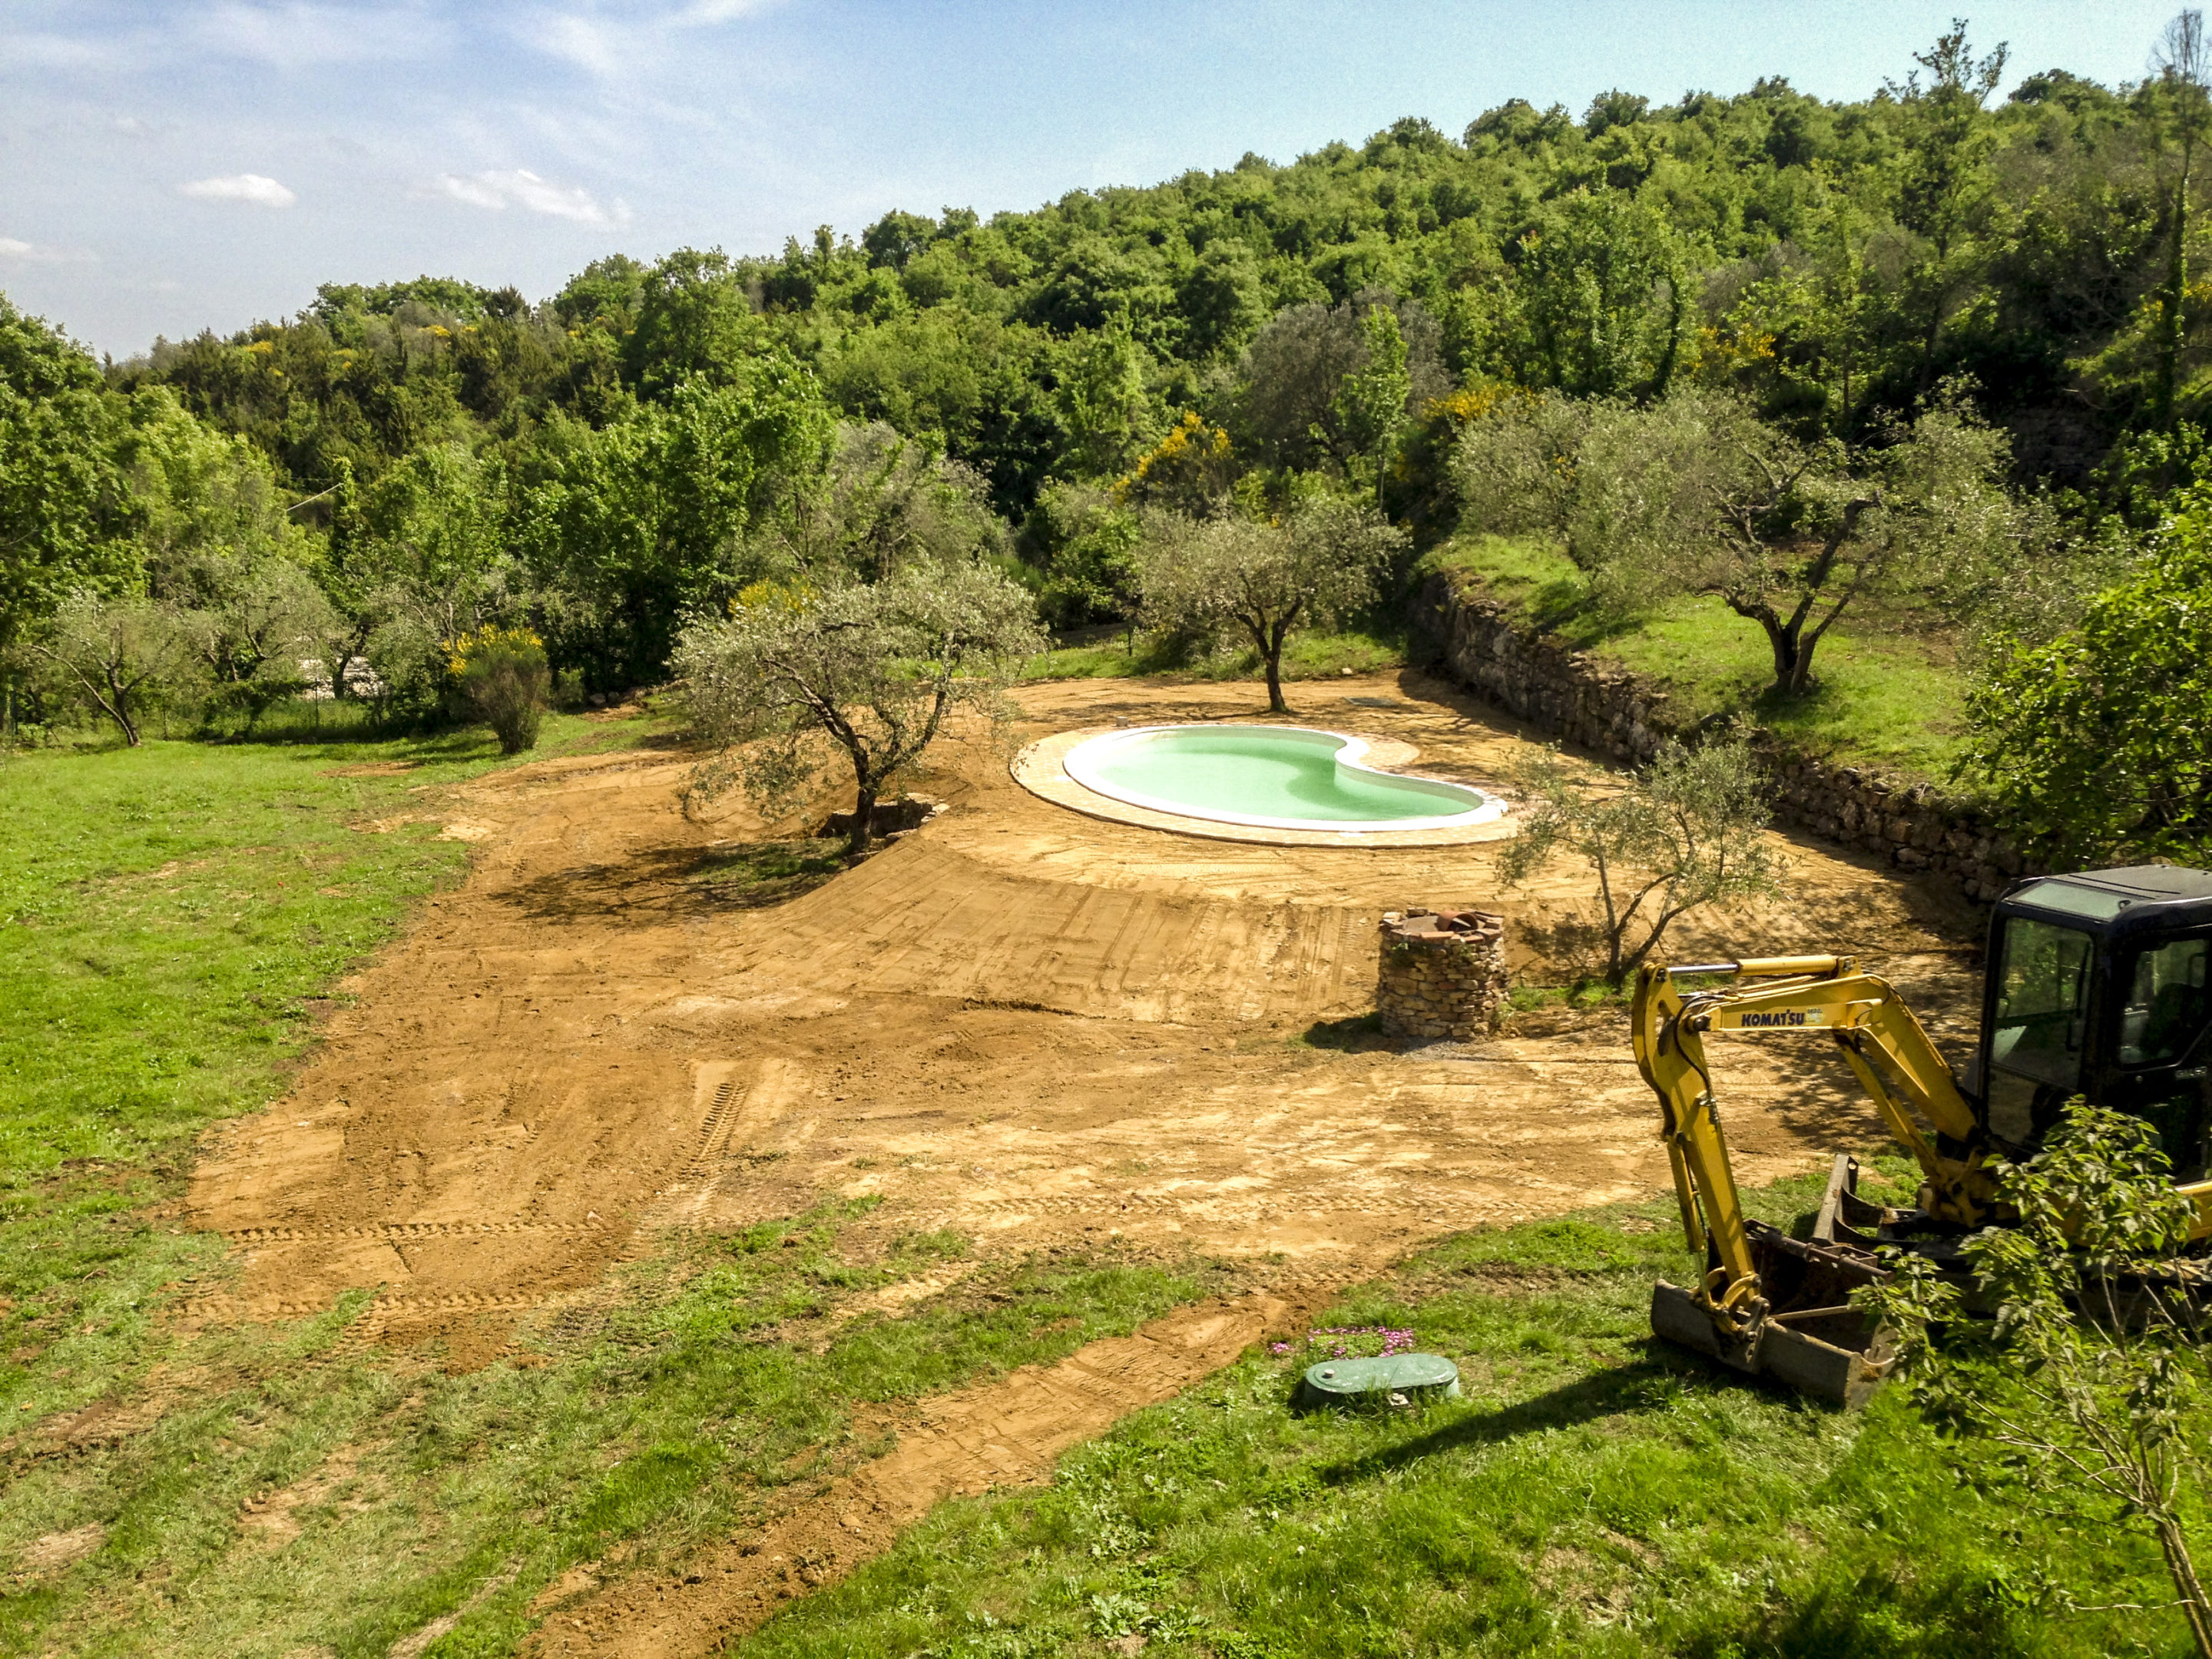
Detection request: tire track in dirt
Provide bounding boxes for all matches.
[707,838,1382,1027]
[523,1289,1326,1659]
[177,674,1977,1395]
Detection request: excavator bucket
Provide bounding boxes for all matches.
[1651,1156,1896,1409]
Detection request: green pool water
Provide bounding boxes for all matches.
[1064,725,1496,830]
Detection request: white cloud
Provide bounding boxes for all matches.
[674,0,776,25]
[195,2,445,68]
[0,30,114,71]
[435,174,508,210]
[430,167,614,224]
[524,0,779,79]
[531,12,630,78]
[0,236,95,264]
[177,173,298,207]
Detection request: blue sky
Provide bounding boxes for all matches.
[0,1,2187,357]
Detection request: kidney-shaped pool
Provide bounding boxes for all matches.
[1061,724,1505,833]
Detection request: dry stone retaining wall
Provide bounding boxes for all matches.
[1412,571,2034,903]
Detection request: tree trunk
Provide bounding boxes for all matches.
[1260,617,1293,714]
[105,667,142,747]
[2154,1514,2212,1659]
[1757,614,1806,697]
[844,784,876,859]
[1596,850,1629,986]
[1783,629,1821,697]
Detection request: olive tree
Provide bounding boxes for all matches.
[1497,730,1783,985]
[186,558,337,729]
[1139,497,1405,714]
[675,561,1045,854]
[1449,389,1591,550]
[1230,290,1446,475]
[1861,1103,2212,1658]
[746,421,1006,582]
[1452,386,2022,695]
[23,591,203,747]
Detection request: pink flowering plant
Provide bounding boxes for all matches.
[1269,1325,1416,1363]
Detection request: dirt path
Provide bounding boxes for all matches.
[522,1287,1333,1658]
[180,671,1984,1640]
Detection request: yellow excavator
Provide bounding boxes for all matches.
[1635,864,2212,1406]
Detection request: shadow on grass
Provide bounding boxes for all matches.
[1681,1568,2030,1659]
[687,838,850,909]
[500,836,852,922]
[1313,1352,1692,1488]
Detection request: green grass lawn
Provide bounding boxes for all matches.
[1023,628,1406,685]
[0,710,1240,1657]
[3,703,2191,1658]
[2,715,542,1414]
[743,1166,2191,1659]
[1426,537,1972,782]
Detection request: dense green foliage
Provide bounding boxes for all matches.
[1968,491,2212,863]
[9,14,2212,839]
[101,32,2212,509]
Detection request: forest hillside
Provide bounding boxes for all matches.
[8,18,2212,861]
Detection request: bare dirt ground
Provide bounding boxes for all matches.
[183,669,1984,1647]
[522,1288,1339,1659]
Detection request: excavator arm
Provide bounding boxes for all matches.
[1635,955,1995,1283]
[1631,954,1997,1406]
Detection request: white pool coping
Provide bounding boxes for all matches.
[1061,724,1507,835]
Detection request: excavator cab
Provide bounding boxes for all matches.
[1972,866,2212,1177]
[1633,864,2212,1406]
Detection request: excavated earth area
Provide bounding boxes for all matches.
[179,671,1982,1650]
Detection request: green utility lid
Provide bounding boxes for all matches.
[1298,1353,1460,1409]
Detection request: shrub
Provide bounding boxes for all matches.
[1966,494,2212,864]
[1861,1101,2212,1657]
[448,624,549,753]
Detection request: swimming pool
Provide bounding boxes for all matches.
[1061,724,1504,833]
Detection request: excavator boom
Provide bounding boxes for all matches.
[1632,955,1994,1407]
[1636,866,2212,1406]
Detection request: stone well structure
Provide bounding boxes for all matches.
[1376,909,1509,1041]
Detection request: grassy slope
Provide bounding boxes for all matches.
[0,713,1233,1657]
[745,1167,2188,1659]
[1426,537,1971,783]
[1022,629,1407,685]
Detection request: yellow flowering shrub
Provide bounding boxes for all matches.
[732,579,816,615]
[445,625,550,754]
[1114,411,1233,509]
[445,624,545,680]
